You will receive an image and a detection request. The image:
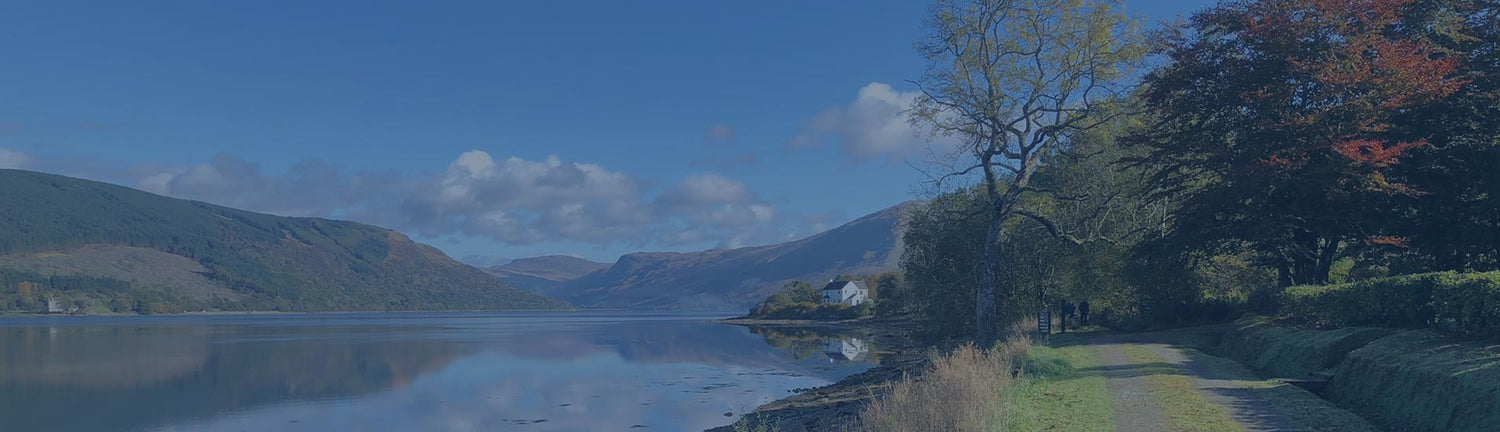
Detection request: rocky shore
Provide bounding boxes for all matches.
[707,318,932,432]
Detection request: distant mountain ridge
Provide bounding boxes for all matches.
[536,201,917,310]
[0,169,566,313]
[484,255,610,296]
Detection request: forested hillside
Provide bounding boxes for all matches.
[0,169,567,313]
[555,202,914,310]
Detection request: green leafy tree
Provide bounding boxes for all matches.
[750,281,824,317]
[913,0,1146,347]
[1394,0,1500,271]
[872,272,911,318]
[902,189,991,339]
[14,280,40,311]
[903,109,1162,338]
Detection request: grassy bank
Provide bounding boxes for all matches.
[1004,339,1114,431]
[1178,348,1377,432]
[1217,317,1393,379]
[856,334,1118,431]
[1327,331,1500,432]
[1220,317,1499,432]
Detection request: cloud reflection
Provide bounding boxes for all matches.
[0,313,876,432]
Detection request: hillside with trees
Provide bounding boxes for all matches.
[0,169,568,314]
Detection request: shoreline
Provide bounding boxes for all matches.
[0,308,615,318]
[717,316,919,331]
[710,318,931,432]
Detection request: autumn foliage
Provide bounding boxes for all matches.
[1234,0,1462,180]
[1133,0,1473,284]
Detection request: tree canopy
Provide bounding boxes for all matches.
[1129,0,1474,285]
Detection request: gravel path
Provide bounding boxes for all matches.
[1094,343,1170,432]
[1081,326,1324,432]
[1143,343,1306,432]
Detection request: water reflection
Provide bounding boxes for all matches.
[0,312,878,432]
[823,338,869,362]
[742,325,885,364]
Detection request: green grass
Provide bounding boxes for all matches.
[1178,350,1376,432]
[1119,345,1242,432]
[1219,318,1490,431]
[1325,330,1500,432]
[1217,316,1392,379]
[1005,337,1116,431]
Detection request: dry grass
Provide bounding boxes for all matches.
[858,333,1030,432]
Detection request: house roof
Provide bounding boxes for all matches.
[821,280,869,291]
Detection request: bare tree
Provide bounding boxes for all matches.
[912,0,1144,347]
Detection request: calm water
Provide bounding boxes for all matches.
[0,312,878,432]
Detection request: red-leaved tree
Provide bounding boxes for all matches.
[1131,0,1467,285]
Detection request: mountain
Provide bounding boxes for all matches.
[552,201,917,310]
[483,255,610,296]
[0,169,567,313]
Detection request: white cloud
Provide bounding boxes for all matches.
[654,174,774,228]
[12,148,842,251]
[645,174,804,249]
[371,152,801,249]
[0,148,34,169]
[790,82,950,160]
[131,154,399,218]
[393,150,652,244]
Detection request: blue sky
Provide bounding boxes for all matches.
[0,0,1211,264]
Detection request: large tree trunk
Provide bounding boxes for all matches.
[1277,261,1293,288]
[976,214,1006,349]
[1315,238,1340,284]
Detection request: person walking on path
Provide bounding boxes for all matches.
[1079,300,1091,327]
[1060,301,1075,333]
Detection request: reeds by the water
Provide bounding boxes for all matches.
[857,332,1031,432]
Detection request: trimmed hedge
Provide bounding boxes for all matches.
[1284,271,1500,339]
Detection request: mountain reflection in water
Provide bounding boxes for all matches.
[0,312,877,432]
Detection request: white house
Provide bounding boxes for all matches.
[820,280,870,306]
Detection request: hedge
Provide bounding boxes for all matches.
[1284,271,1500,339]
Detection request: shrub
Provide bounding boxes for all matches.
[1430,273,1500,339]
[1283,271,1500,339]
[1284,273,1440,328]
[749,302,863,320]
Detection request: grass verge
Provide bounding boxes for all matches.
[1003,336,1115,431]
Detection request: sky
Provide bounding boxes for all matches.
[0,0,1212,265]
